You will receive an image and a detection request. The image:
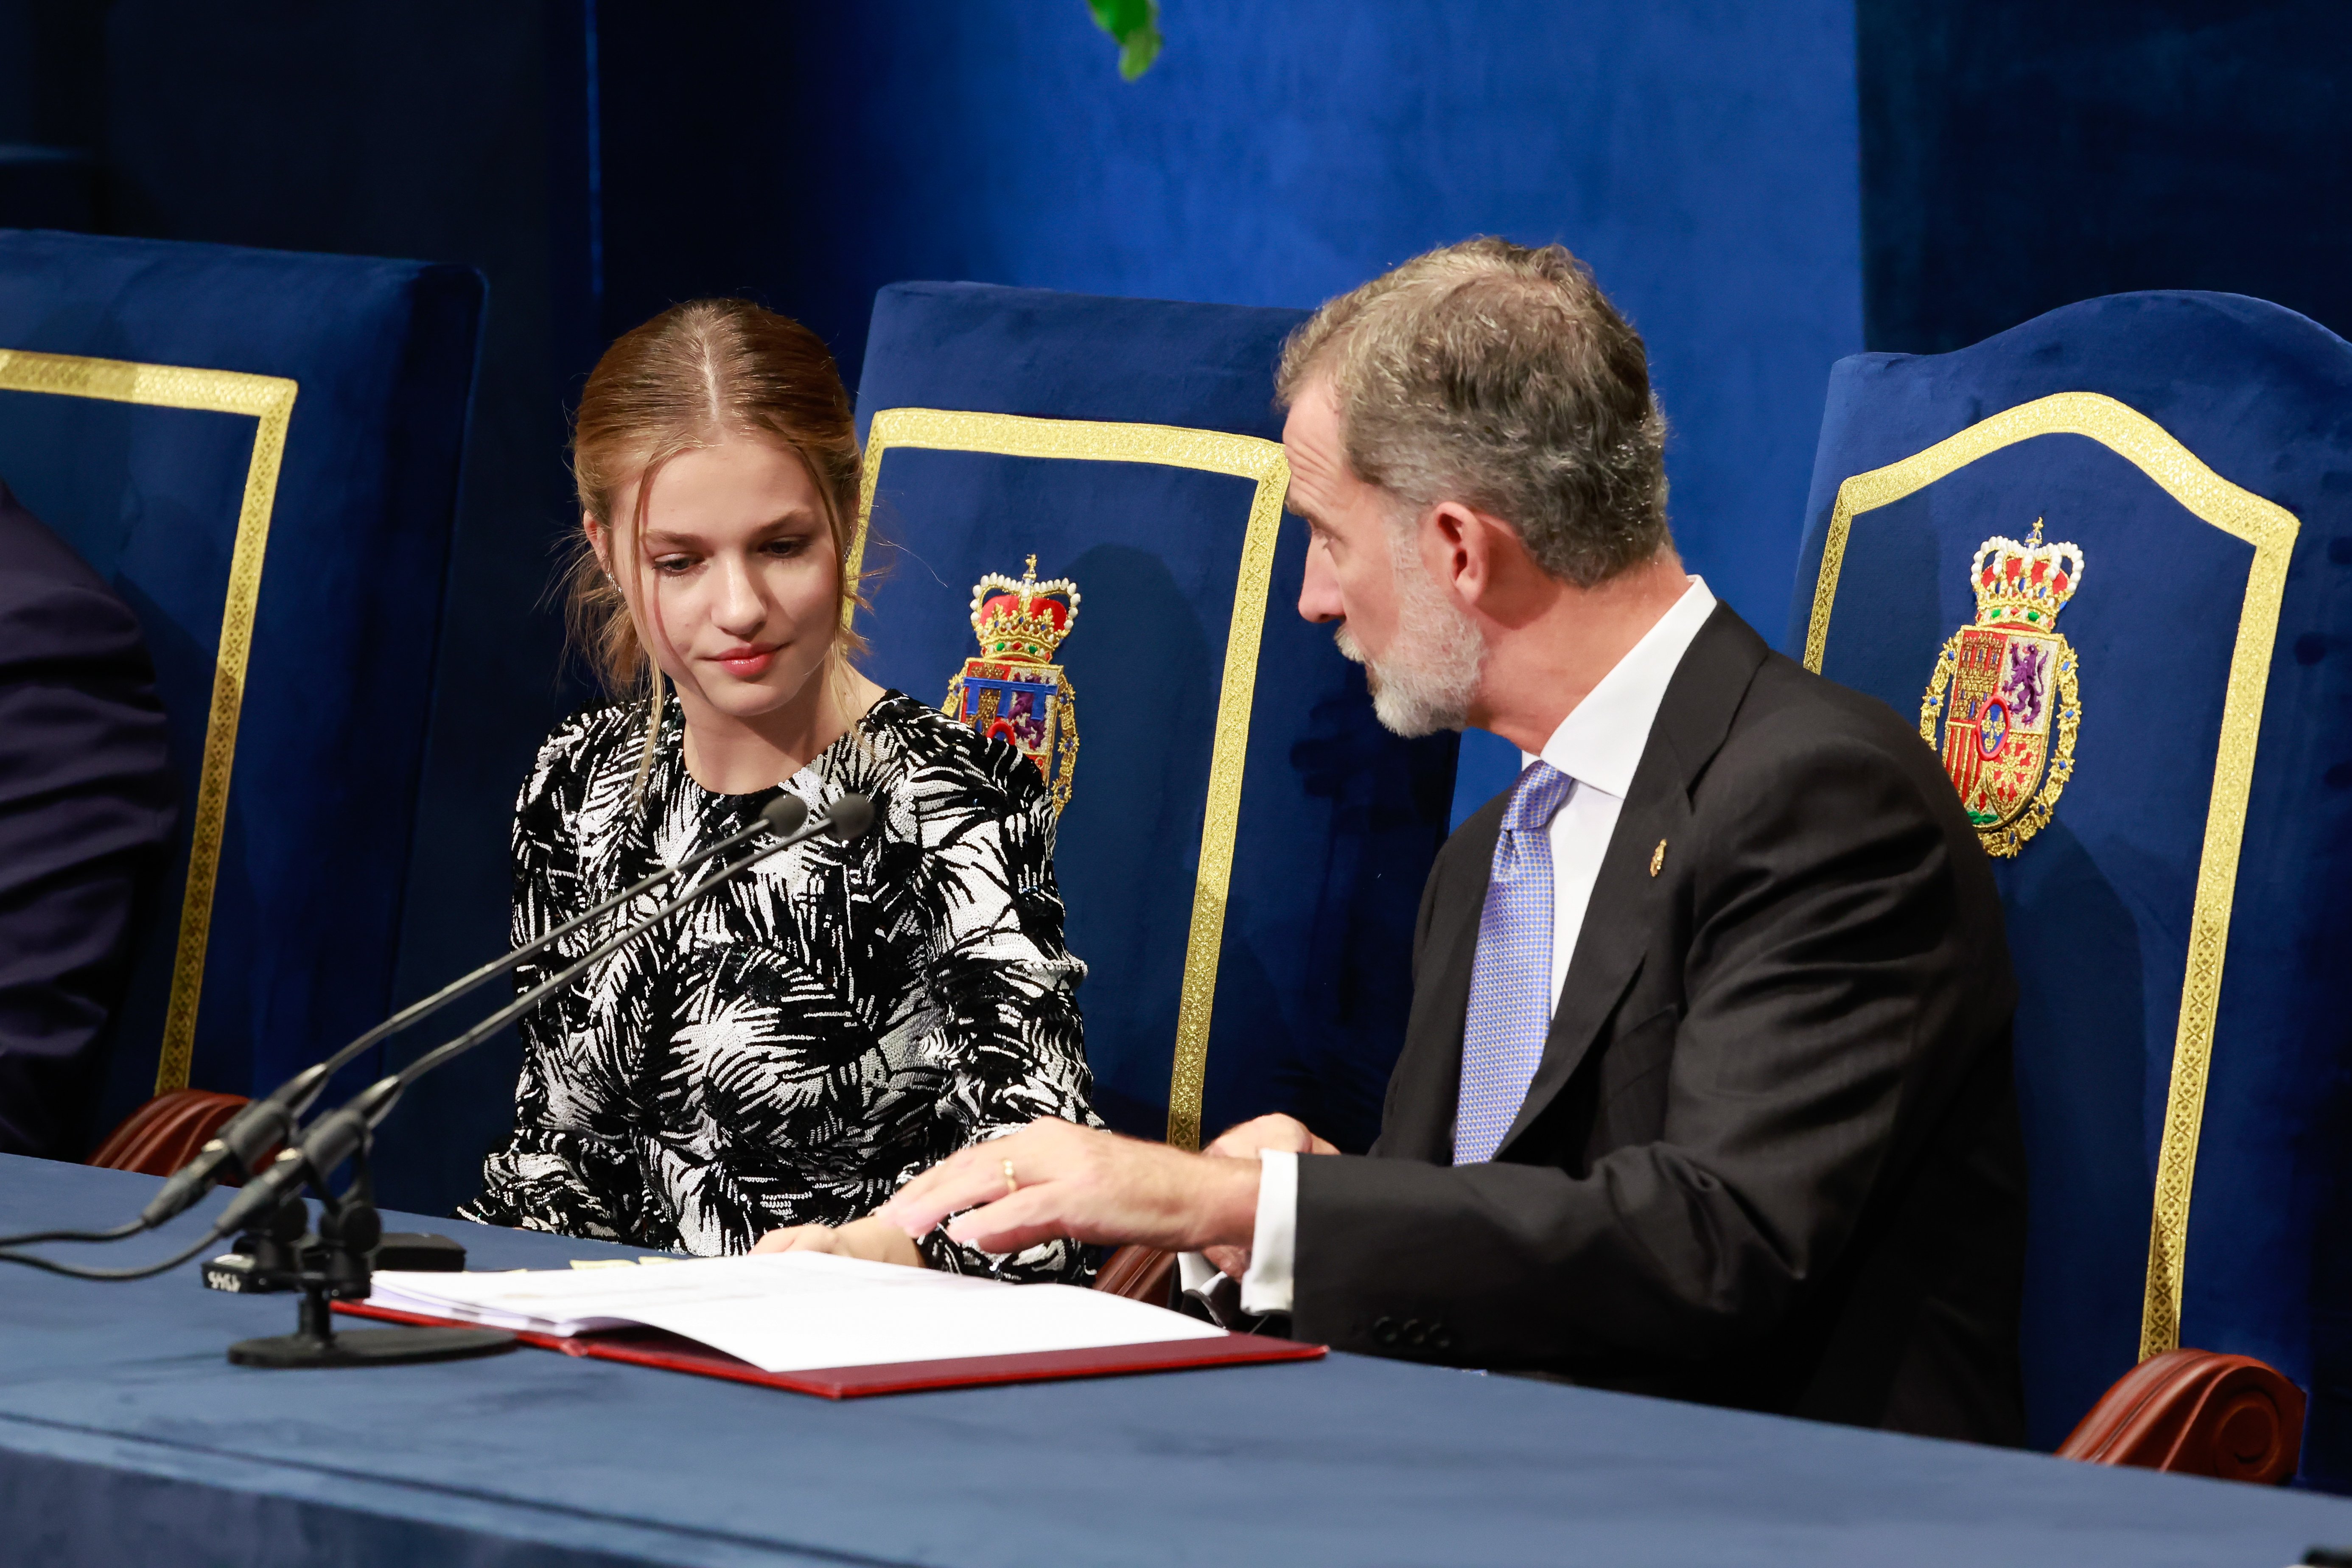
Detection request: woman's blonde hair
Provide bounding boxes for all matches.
[563,299,868,787]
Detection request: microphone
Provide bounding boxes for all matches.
[133,792,812,1231]
[215,792,874,1238]
[822,792,875,841]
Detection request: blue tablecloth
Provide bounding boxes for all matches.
[1,1154,2348,1567]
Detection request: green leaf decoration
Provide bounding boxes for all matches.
[1086,0,1163,80]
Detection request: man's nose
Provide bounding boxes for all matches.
[1297,534,1343,624]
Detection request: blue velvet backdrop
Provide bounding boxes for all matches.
[1859,0,2352,355]
[1785,291,2352,1485]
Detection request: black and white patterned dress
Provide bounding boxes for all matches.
[461,690,1099,1281]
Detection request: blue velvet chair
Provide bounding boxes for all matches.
[1786,291,2352,1487]
[0,230,484,1142]
[850,282,1459,1154]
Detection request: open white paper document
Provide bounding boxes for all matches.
[367,1252,1225,1373]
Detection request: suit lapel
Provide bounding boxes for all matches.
[1491,604,1770,1158]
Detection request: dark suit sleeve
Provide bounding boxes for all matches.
[1293,716,1990,1369]
[0,563,174,1159]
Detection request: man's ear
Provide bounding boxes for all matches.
[1422,500,1490,608]
[1427,501,1546,626]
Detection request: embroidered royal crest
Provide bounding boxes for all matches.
[944,556,1081,815]
[1920,519,2083,857]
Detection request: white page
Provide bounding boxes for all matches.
[367,1252,1225,1372]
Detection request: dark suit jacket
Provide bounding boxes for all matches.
[0,481,175,1159]
[1291,605,2026,1443]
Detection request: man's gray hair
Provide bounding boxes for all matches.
[1277,238,1671,588]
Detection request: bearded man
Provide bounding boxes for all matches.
[875,238,2027,1442]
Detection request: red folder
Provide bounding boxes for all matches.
[334,1300,1324,1398]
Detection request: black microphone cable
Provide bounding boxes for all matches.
[0,1218,150,1248]
[0,792,815,1250]
[0,1227,230,1283]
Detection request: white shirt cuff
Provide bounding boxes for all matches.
[1238,1149,1297,1315]
[1175,1249,1221,1294]
[1174,1151,1297,1314]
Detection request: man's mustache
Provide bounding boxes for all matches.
[1331,623,1383,692]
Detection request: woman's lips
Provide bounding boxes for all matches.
[710,647,776,678]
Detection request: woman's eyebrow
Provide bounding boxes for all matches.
[753,509,823,533]
[641,510,820,549]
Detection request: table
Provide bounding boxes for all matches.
[2,1154,2348,1568]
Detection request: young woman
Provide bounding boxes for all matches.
[461,299,1098,1280]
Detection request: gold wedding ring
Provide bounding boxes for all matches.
[1002,1157,1019,1196]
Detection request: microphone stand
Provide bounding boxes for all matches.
[223,1148,508,1368]
[214,792,875,1370]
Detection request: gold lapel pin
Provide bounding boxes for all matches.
[1649,838,1667,877]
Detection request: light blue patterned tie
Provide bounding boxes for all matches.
[1454,760,1576,1165]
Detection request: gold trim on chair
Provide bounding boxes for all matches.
[851,409,1290,1150]
[1802,390,2297,1360]
[0,349,297,1096]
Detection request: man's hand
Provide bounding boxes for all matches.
[1202,1113,1338,1161]
[1197,1113,1338,1278]
[875,1117,1260,1256]
[750,1215,924,1268]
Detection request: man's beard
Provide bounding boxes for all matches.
[1333,540,1485,737]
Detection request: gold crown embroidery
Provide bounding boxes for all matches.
[944,555,1081,815]
[1920,518,2084,856]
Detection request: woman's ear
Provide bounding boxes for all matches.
[584,513,612,577]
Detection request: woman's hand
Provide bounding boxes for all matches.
[750,1214,925,1268]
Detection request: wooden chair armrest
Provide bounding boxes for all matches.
[1092,1243,1178,1306]
[86,1089,255,1179]
[2057,1346,2304,1484]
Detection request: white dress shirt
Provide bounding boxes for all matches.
[1180,577,1718,1314]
